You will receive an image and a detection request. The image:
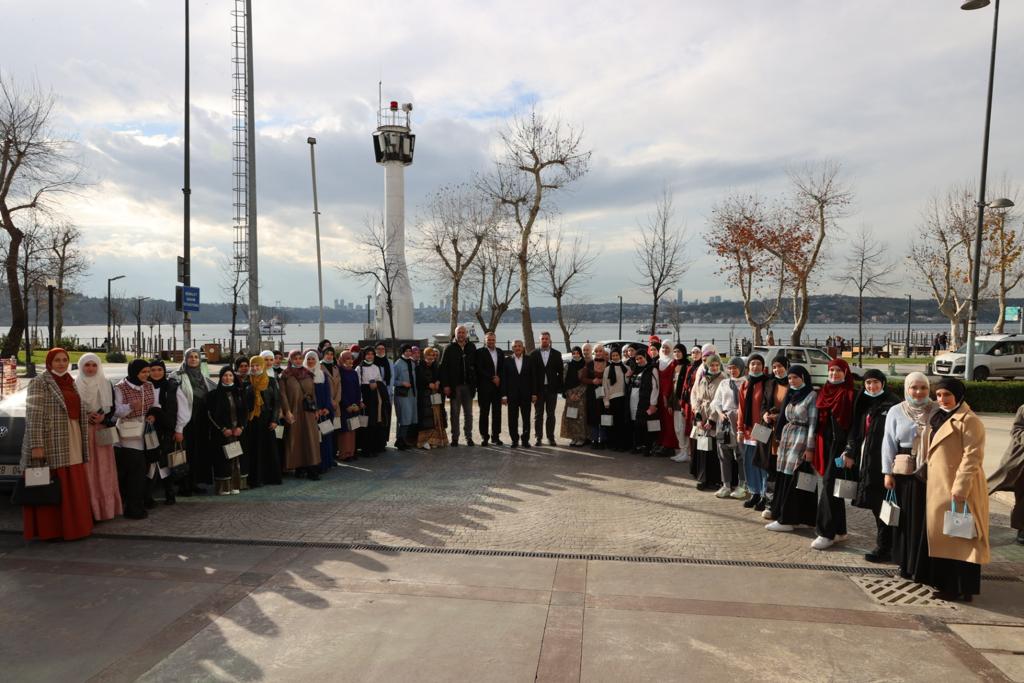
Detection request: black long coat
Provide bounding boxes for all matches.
[848,390,899,511]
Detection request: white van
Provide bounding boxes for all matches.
[933,334,1024,381]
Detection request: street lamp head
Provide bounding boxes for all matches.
[961,0,990,9]
[109,274,125,283]
[988,197,1015,209]
[307,137,316,145]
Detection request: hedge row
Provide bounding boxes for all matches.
[861,376,1024,414]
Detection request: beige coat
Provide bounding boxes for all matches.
[925,403,990,564]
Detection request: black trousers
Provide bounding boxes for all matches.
[478,385,502,441]
[115,446,147,516]
[815,460,848,539]
[534,386,558,441]
[507,398,531,444]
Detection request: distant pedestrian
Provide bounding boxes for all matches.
[767,330,776,346]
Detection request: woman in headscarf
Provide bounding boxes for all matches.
[173,347,215,496]
[373,343,394,440]
[691,354,726,489]
[147,359,190,506]
[580,343,610,449]
[765,365,818,532]
[709,356,747,498]
[207,366,249,494]
[840,369,900,559]
[604,347,628,452]
[416,346,448,449]
[628,348,660,456]
[75,352,122,520]
[280,349,322,476]
[668,344,690,463]
[882,372,936,581]
[305,350,335,473]
[357,346,388,456]
[560,346,588,446]
[760,354,792,519]
[114,359,161,518]
[736,353,770,512]
[682,346,703,472]
[988,404,1024,546]
[261,349,287,472]
[246,354,282,487]
[924,378,989,602]
[321,347,342,459]
[20,348,93,540]
[392,343,419,451]
[811,358,857,549]
[655,341,680,457]
[337,350,363,459]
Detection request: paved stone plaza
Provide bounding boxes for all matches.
[2,427,1023,681]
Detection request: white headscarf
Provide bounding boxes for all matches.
[304,350,325,384]
[74,352,113,413]
[901,371,936,459]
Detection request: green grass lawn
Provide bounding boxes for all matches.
[858,357,932,365]
[16,349,110,365]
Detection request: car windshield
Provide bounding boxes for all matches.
[954,341,999,355]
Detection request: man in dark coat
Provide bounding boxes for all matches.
[528,331,563,446]
[439,324,477,446]
[989,404,1024,545]
[502,339,533,448]
[475,331,505,445]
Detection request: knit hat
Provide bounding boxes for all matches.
[727,356,747,373]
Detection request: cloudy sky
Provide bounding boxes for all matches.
[4,0,1024,309]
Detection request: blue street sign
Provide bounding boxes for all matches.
[182,286,200,312]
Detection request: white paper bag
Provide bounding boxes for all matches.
[223,441,243,460]
[647,419,661,432]
[833,477,858,500]
[359,415,369,428]
[168,449,188,468]
[696,436,711,452]
[318,420,335,436]
[566,406,579,419]
[348,416,361,431]
[430,393,443,406]
[594,385,605,398]
[943,501,977,539]
[751,424,773,444]
[332,417,342,430]
[880,492,901,527]
[144,429,160,451]
[600,414,613,427]
[796,470,818,493]
[24,466,50,487]
[96,427,119,446]
[274,425,285,439]
[117,420,144,439]
[689,425,700,439]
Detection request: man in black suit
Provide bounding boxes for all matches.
[475,331,505,445]
[439,324,477,446]
[529,330,563,446]
[501,339,533,448]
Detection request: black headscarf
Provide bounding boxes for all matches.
[930,377,966,430]
[775,365,813,437]
[233,356,250,383]
[851,368,898,429]
[127,359,149,386]
[149,359,167,389]
[742,353,769,429]
[771,354,791,387]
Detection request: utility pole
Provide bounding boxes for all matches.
[182,0,192,350]
[618,295,623,339]
[308,137,325,342]
[135,296,149,358]
[244,0,260,353]
[906,295,912,357]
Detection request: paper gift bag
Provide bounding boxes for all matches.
[168,449,188,468]
[274,424,285,439]
[117,420,144,439]
[600,414,613,427]
[144,429,160,451]
[943,501,977,539]
[594,385,605,399]
[347,416,361,430]
[223,441,243,460]
[332,417,342,430]
[796,470,818,493]
[696,436,711,451]
[751,424,773,444]
[96,427,119,446]
[359,415,369,428]
[431,393,443,406]
[689,425,700,439]
[318,420,335,436]
[24,466,51,487]
[566,406,579,419]
[646,419,661,432]
[833,472,858,500]
[880,490,901,527]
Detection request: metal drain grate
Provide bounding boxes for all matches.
[851,575,958,608]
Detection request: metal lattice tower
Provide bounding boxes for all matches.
[230,0,249,277]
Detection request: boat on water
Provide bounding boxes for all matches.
[259,317,286,335]
[635,324,673,337]
[432,323,481,347]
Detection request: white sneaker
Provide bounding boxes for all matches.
[730,488,749,500]
[765,521,794,532]
[715,485,732,498]
[424,443,431,450]
[811,536,834,550]
[761,509,774,520]
[231,489,240,495]
[670,453,688,462]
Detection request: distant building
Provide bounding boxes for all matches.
[676,288,683,304]
[708,295,722,304]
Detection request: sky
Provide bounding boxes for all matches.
[3,0,1024,310]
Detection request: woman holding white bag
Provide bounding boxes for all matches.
[923,377,989,602]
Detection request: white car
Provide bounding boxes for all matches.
[748,345,834,386]
[933,334,1024,381]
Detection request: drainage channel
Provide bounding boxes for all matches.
[5,528,1016,582]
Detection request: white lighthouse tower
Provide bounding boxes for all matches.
[371,99,416,341]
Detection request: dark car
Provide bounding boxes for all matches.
[596,339,650,357]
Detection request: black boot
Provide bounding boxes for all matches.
[743,494,760,509]
[1017,530,1024,546]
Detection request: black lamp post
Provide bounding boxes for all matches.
[618,296,623,339]
[46,280,56,349]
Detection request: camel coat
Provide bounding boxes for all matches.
[926,403,990,565]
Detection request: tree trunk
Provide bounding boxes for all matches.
[230,302,237,357]
[554,296,571,351]
[448,276,461,338]
[2,227,26,358]
[650,297,659,337]
[54,287,66,342]
[519,249,535,351]
[790,283,810,346]
[386,297,397,356]
[993,291,1007,334]
[857,291,864,367]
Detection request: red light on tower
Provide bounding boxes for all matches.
[390,101,399,111]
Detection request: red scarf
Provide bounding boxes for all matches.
[814,358,855,474]
[53,372,81,418]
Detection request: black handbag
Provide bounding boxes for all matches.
[302,396,317,412]
[11,475,62,506]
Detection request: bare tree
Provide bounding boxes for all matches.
[842,226,897,365]
[707,193,787,345]
[340,213,407,349]
[43,220,88,341]
[662,298,684,342]
[909,184,990,348]
[468,229,522,334]
[541,227,597,350]
[110,289,126,347]
[16,222,49,368]
[413,183,494,337]
[219,253,247,356]
[479,108,591,351]
[0,75,81,357]
[633,188,689,336]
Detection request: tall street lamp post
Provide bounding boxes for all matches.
[107,275,125,354]
[135,296,149,358]
[46,279,57,350]
[307,137,325,342]
[618,296,623,339]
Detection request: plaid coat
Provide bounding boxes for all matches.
[20,371,90,469]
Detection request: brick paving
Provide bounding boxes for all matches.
[3,441,1020,571]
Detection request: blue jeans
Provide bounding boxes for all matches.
[743,442,767,495]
